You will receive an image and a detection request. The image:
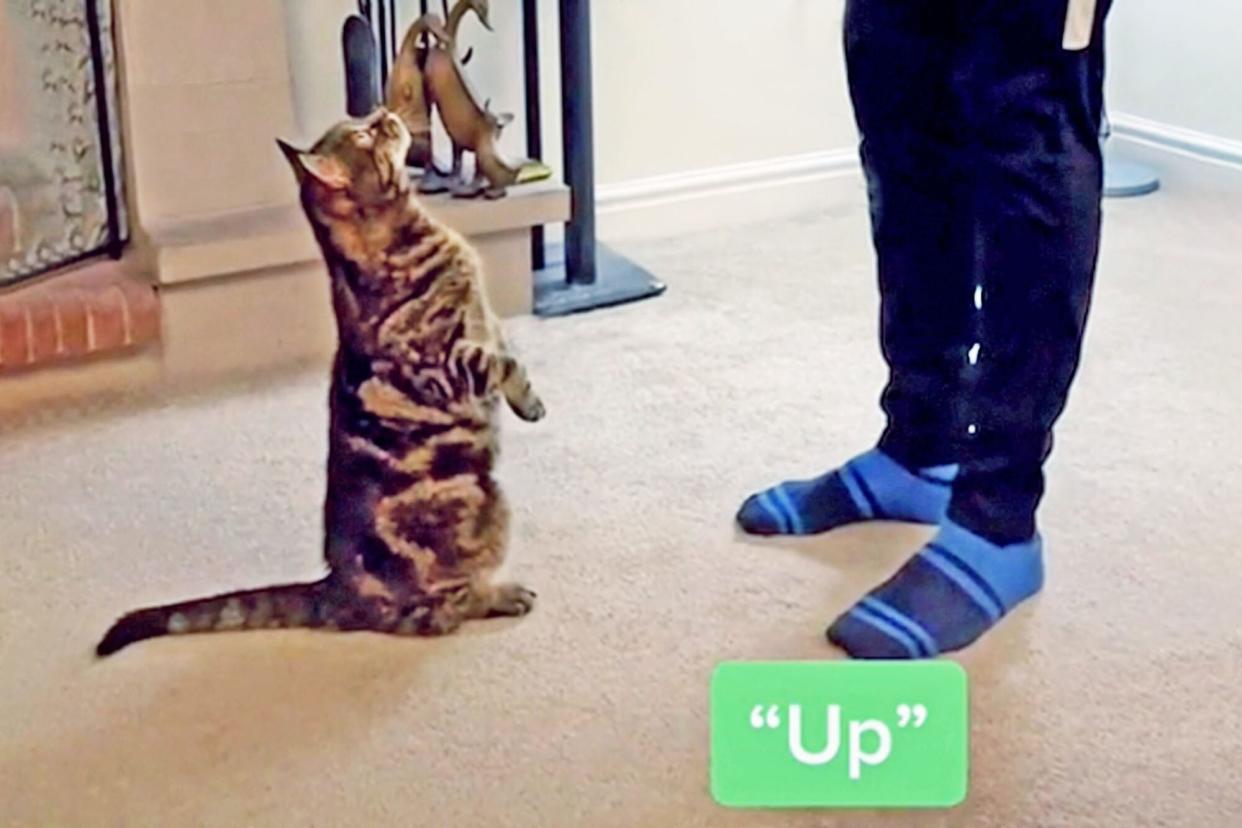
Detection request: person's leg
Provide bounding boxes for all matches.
[947,0,1112,545]
[738,0,970,537]
[829,0,1112,657]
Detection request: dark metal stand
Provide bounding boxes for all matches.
[531,0,665,317]
[521,0,546,271]
[1100,113,1160,199]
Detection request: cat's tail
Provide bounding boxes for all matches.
[96,578,333,657]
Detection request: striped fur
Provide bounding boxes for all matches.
[96,109,543,657]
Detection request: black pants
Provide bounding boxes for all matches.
[846,0,1113,543]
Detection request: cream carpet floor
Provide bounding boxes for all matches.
[3,150,1242,827]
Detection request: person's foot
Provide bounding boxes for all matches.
[736,449,957,536]
[825,520,1044,658]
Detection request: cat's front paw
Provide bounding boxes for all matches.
[511,394,546,423]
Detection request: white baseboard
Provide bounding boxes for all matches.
[589,114,1242,244]
[594,149,863,242]
[1109,113,1242,171]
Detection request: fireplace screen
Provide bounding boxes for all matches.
[0,0,126,288]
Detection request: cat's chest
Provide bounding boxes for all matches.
[373,295,467,363]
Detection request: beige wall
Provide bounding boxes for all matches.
[119,0,300,225]
[591,0,853,185]
[1107,0,1242,143]
[283,0,856,190]
[282,0,363,143]
[175,0,1242,245]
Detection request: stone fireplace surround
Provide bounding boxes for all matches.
[0,0,567,418]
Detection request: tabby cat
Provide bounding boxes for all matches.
[97,108,543,656]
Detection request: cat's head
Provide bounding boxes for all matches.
[277,108,413,216]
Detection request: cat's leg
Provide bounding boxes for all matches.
[452,575,538,620]
[448,341,545,422]
[498,359,545,422]
[393,601,464,635]
[391,588,467,636]
[391,581,535,634]
[487,335,546,421]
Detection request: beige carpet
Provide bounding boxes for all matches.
[3,149,1242,827]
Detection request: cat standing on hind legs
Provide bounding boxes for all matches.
[97,108,544,656]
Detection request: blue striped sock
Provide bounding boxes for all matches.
[826,520,1044,658]
[736,449,957,537]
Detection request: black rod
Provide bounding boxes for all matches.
[523,0,545,271]
[84,0,123,259]
[344,14,381,116]
[389,0,398,61]
[376,0,389,88]
[558,0,597,284]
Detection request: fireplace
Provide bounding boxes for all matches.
[0,0,126,287]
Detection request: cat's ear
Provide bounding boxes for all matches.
[276,139,349,190]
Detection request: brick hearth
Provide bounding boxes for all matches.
[0,261,159,375]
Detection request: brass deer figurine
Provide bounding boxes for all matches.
[386,21,436,172]
[386,0,551,199]
[384,0,486,175]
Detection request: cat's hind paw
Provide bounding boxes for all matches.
[486,583,537,617]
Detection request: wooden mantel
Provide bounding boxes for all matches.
[141,181,569,317]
